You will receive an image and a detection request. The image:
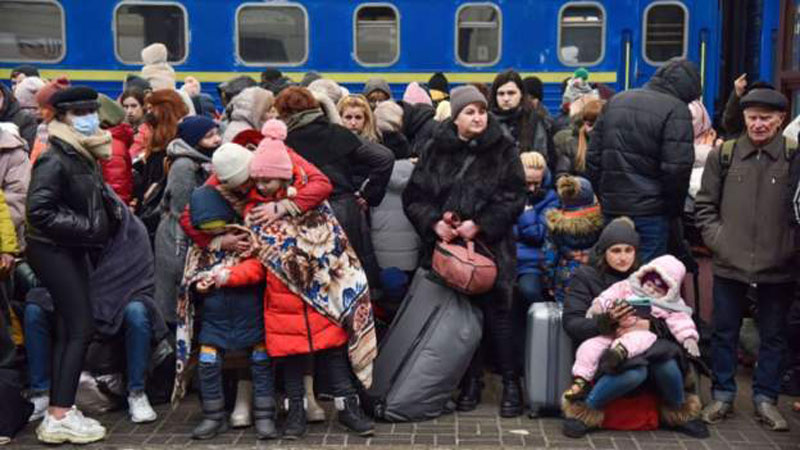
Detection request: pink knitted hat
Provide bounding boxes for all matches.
[251,119,292,180]
[402,81,433,106]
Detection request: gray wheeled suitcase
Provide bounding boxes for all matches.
[525,302,574,417]
[366,268,483,422]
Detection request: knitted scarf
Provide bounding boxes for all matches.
[285,108,325,133]
[47,120,112,163]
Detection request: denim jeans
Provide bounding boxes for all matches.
[586,359,684,410]
[199,345,274,401]
[711,276,794,404]
[23,300,155,394]
[24,303,51,393]
[606,215,669,264]
[518,273,545,305]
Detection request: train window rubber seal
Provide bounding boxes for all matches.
[235,2,310,67]
[353,3,401,67]
[0,0,66,63]
[112,1,189,65]
[455,2,502,67]
[557,1,606,67]
[642,0,689,66]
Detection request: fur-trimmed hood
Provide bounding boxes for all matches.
[629,254,692,313]
[545,203,604,251]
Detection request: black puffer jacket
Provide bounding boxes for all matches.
[0,83,37,151]
[26,136,112,248]
[586,58,699,217]
[403,117,526,304]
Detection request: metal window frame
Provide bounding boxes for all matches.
[642,0,689,66]
[235,2,310,67]
[112,0,189,65]
[454,2,502,67]
[0,0,66,63]
[557,1,606,67]
[353,2,401,67]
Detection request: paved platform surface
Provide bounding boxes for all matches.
[10,371,800,449]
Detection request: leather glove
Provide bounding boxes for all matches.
[683,338,701,358]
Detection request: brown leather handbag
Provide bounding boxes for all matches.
[432,239,497,295]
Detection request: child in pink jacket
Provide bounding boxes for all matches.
[565,255,700,400]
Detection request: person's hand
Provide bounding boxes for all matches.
[734,73,747,97]
[355,192,369,212]
[697,128,717,146]
[195,276,214,294]
[683,338,701,358]
[456,220,480,240]
[0,254,15,279]
[608,300,635,324]
[219,232,250,253]
[434,220,458,243]
[250,202,287,225]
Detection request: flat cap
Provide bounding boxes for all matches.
[740,88,788,112]
[51,86,99,111]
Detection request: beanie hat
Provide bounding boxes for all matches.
[374,101,404,133]
[301,71,322,87]
[523,76,544,101]
[688,100,711,139]
[251,119,293,180]
[13,76,46,109]
[402,82,433,106]
[556,176,596,210]
[574,68,590,81]
[595,217,640,255]
[450,85,488,119]
[213,143,254,188]
[178,116,217,148]
[141,43,176,91]
[428,72,449,94]
[51,86,99,111]
[35,76,70,108]
[190,185,237,230]
[97,93,126,127]
[10,65,39,79]
[363,78,392,98]
[308,78,343,105]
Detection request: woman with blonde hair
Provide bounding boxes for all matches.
[337,95,380,143]
[553,98,605,178]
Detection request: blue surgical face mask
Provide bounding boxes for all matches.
[71,113,100,136]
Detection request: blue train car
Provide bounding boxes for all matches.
[0,0,729,115]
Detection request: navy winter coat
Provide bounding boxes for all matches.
[515,170,559,276]
[198,285,265,350]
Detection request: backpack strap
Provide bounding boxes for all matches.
[785,138,798,160]
[719,139,736,181]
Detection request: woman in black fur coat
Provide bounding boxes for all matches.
[402,85,526,417]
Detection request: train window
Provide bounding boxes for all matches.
[643,2,688,64]
[456,3,502,66]
[0,1,65,62]
[558,3,606,66]
[237,4,309,65]
[114,2,188,64]
[354,4,400,66]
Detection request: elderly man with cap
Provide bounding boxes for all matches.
[695,88,797,431]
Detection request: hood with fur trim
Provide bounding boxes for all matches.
[629,254,692,312]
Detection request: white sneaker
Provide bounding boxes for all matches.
[36,408,106,444]
[128,391,157,423]
[28,394,49,422]
[305,375,326,423]
[230,379,253,428]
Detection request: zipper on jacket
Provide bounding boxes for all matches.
[303,303,315,353]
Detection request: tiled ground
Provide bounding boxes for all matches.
[10,371,800,449]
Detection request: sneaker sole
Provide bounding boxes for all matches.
[130,414,158,424]
[702,409,733,424]
[36,429,106,444]
[754,413,789,432]
[337,423,374,437]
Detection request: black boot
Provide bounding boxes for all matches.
[253,397,278,440]
[282,398,307,440]
[336,395,374,436]
[500,373,524,418]
[192,397,229,440]
[456,376,483,412]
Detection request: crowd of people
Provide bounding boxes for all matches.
[0,41,799,445]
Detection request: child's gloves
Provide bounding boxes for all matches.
[683,338,700,358]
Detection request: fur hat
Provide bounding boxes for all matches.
[35,76,70,108]
[308,78,344,105]
[212,143,254,188]
[141,43,176,91]
[403,82,433,106]
[190,185,237,230]
[13,76,46,110]
[363,78,392,98]
[97,93,126,127]
[251,119,292,180]
[51,86,99,111]
[595,217,640,255]
[557,176,596,210]
[178,116,217,148]
[374,101,404,133]
[450,85,488,119]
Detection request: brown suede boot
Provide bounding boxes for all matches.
[561,395,604,438]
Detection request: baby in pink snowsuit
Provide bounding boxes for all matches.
[565,255,700,400]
